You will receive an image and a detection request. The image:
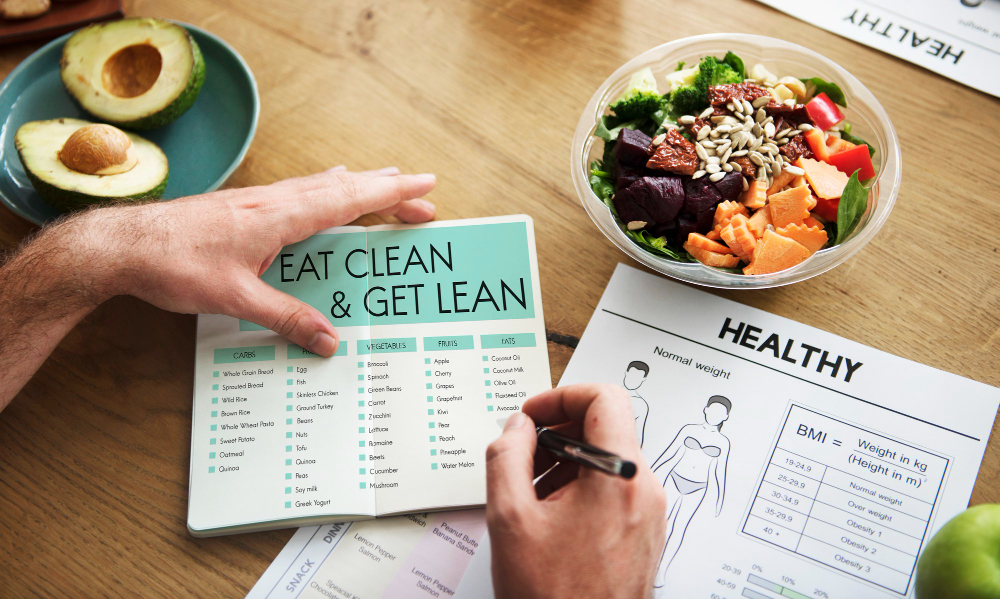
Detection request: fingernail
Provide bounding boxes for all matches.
[416,199,435,213]
[376,166,400,176]
[414,173,436,183]
[331,165,347,171]
[308,331,338,357]
[504,412,526,431]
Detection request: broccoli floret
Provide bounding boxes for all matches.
[668,56,742,115]
[609,67,665,120]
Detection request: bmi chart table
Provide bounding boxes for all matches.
[742,405,948,595]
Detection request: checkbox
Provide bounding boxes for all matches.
[209,452,216,459]
[488,405,494,411]
[482,355,488,361]
[210,438,216,445]
[484,367,490,373]
[428,422,435,428]
[428,408,434,415]
[487,393,492,399]
[286,418,292,425]
[286,431,292,438]
[358,374,364,381]
[285,487,291,494]
[285,459,292,466]
[208,466,215,473]
[287,379,293,385]
[212,384,219,391]
[287,366,293,372]
[211,411,218,417]
[210,424,217,431]
[359,467,366,475]
[287,392,293,399]
[358,414,365,421]
[431,463,438,470]
[358,400,364,407]
[431,449,437,456]
[358,387,364,394]
[286,445,292,452]
[213,371,219,377]
[359,440,365,447]
[360,482,367,489]
[286,404,293,411]
[285,473,291,480]
[358,426,365,433]
[424,358,430,364]
[484,380,491,386]
[359,454,366,461]
[429,436,436,442]
[285,501,292,508]
[426,383,432,389]
[425,370,431,376]
[427,396,433,402]
[211,397,218,404]
[357,361,364,368]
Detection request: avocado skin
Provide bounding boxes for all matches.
[115,35,205,130]
[21,163,168,213]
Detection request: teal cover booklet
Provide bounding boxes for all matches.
[188,216,551,537]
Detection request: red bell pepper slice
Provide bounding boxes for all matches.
[803,128,831,162]
[812,197,839,222]
[827,144,876,181]
[805,92,845,131]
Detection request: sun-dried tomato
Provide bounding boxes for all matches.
[646,129,698,176]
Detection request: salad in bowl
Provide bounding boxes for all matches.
[575,35,900,287]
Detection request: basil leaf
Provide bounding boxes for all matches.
[800,77,847,107]
[589,161,615,207]
[842,123,875,158]
[595,115,646,142]
[834,172,868,245]
[724,51,746,79]
[626,229,693,261]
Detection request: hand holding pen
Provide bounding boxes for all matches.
[485,383,667,599]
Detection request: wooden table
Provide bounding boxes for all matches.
[1,0,998,595]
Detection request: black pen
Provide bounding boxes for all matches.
[535,426,637,479]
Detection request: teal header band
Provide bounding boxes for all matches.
[481,333,536,349]
[288,343,347,359]
[213,346,276,364]
[423,335,474,352]
[357,337,417,355]
[240,221,534,330]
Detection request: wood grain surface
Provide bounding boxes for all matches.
[1,0,998,596]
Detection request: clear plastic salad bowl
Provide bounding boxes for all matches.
[571,34,901,289]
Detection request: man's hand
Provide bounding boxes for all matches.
[486,384,667,599]
[0,167,435,408]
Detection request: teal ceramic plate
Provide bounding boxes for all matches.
[0,21,259,225]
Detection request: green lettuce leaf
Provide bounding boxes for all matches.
[799,77,847,107]
[723,51,746,79]
[842,123,875,158]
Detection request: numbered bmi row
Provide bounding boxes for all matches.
[744,514,914,594]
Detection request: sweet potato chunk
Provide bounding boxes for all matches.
[743,230,811,275]
[768,185,812,228]
[746,208,772,239]
[797,157,849,200]
[684,244,742,268]
[719,214,757,261]
[685,232,733,254]
[776,223,828,253]
[740,179,767,210]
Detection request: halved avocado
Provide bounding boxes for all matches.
[16,118,169,213]
[60,17,205,130]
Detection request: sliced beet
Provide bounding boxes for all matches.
[612,185,652,226]
[612,162,643,191]
[675,214,699,244]
[639,176,683,223]
[682,176,722,215]
[613,128,653,167]
[695,208,715,233]
[711,172,744,203]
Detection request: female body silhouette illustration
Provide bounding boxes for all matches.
[651,395,732,588]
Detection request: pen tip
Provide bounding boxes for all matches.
[620,462,637,479]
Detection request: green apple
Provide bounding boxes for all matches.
[916,504,1000,599]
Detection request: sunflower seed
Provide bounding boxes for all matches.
[764,122,775,138]
[752,123,763,137]
[695,144,708,160]
[798,123,813,131]
[766,224,775,232]
[707,156,721,165]
[692,170,706,179]
[784,165,805,176]
[742,100,753,114]
[710,115,727,124]
[715,125,731,134]
[733,162,744,174]
[678,115,696,125]
[697,126,710,140]
[726,103,736,112]
[705,163,721,174]
[700,107,715,119]
[730,149,748,157]
[752,96,771,109]
[742,120,754,132]
[773,162,782,177]
[721,162,733,172]
[651,133,666,146]
[741,176,749,190]
[749,152,764,166]
[783,98,796,106]
[721,147,732,163]
[776,128,793,139]
[762,143,779,154]
[700,139,717,148]
[755,108,767,123]
[708,172,726,182]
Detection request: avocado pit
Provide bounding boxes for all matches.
[101,43,162,98]
[58,124,138,176]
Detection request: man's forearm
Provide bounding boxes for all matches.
[0,212,127,409]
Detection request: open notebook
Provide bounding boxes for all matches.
[187,216,550,536]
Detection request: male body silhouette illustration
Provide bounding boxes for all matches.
[650,395,732,588]
[622,360,650,447]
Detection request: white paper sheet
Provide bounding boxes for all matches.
[454,264,1000,598]
[757,0,1000,97]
